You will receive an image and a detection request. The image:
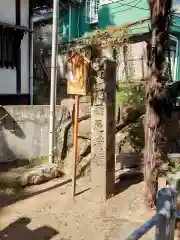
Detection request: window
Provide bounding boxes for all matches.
[85,0,119,23]
[0,26,24,69]
[165,48,176,81]
[164,35,178,81]
[85,0,99,24]
[116,42,147,82]
[0,28,14,68]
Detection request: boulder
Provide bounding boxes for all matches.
[116,152,142,170]
[120,141,137,153]
[61,98,91,119]
[116,104,141,125]
[78,102,91,119]
[63,138,91,176]
[61,98,75,114]
[65,118,91,152]
[115,132,129,154]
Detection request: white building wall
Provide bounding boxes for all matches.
[0,0,29,94]
[117,41,147,82]
[0,70,17,94]
[0,0,16,94]
[0,0,16,24]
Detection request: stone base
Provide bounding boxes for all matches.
[20,164,63,187]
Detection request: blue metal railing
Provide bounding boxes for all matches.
[125,188,177,240]
[126,215,157,240]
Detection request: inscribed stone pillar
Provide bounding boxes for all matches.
[91,59,116,201]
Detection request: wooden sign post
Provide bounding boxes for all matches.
[67,53,89,197]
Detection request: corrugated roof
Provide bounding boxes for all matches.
[0,21,31,32]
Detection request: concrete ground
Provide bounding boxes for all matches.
[0,172,156,240]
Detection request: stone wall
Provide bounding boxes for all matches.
[0,105,71,163]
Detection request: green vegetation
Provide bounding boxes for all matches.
[0,157,49,192]
[168,156,180,173]
[28,156,49,168]
[116,83,145,110]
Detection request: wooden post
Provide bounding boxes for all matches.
[155,188,176,240]
[91,59,116,201]
[72,95,80,197]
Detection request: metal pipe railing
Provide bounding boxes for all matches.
[125,188,177,240]
[126,214,157,240]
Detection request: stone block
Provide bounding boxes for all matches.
[20,163,63,187]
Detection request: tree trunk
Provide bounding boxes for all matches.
[144,0,172,208]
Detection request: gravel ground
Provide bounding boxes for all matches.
[0,173,156,240]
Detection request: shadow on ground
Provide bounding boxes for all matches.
[114,169,143,195]
[0,178,72,209]
[0,217,65,240]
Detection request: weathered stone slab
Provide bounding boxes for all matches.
[20,163,62,186]
[91,59,116,200]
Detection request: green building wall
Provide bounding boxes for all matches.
[98,0,149,31]
[58,1,180,81]
[59,3,92,42]
[59,0,151,40]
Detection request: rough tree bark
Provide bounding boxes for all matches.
[144,0,172,208]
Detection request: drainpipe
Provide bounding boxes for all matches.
[48,0,59,163]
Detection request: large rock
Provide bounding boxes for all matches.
[115,132,129,154]
[67,118,91,149]
[115,116,144,171]
[63,138,91,176]
[20,164,62,186]
[58,100,145,176]
[61,98,75,114]
[116,152,142,170]
[116,104,141,125]
[116,117,144,153]
[58,99,91,161]
[121,141,137,153]
[61,98,91,119]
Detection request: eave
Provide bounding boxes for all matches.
[31,0,78,8]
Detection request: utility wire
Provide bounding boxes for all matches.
[108,0,148,15]
[59,0,69,10]
[106,0,149,11]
